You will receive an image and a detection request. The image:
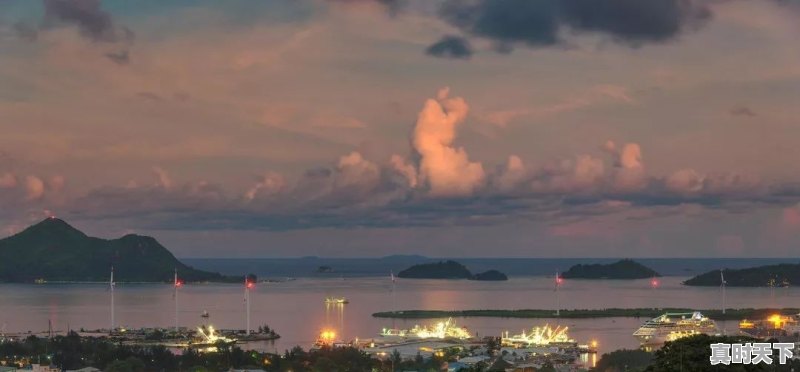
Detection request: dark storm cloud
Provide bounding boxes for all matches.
[425,35,474,59]
[43,0,133,43]
[432,0,711,54]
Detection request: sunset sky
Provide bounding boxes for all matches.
[1,0,799,257]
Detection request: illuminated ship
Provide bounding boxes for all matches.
[633,312,717,345]
[739,314,800,338]
[501,324,575,347]
[191,325,236,351]
[324,297,349,305]
[380,318,472,340]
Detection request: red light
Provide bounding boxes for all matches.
[651,279,659,287]
[246,281,255,289]
[556,278,563,285]
[175,280,183,288]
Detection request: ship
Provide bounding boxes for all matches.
[379,318,471,340]
[501,324,574,347]
[324,297,349,305]
[633,311,717,345]
[739,314,800,339]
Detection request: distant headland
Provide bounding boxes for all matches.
[561,259,660,279]
[0,217,238,283]
[396,260,508,281]
[684,263,800,287]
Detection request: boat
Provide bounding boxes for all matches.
[739,314,800,338]
[633,311,717,345]
[201,310,209,318]
[379,317,471,340]
[324,297,349,304]
[502,324,575,347]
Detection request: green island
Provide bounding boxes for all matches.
[396,260,508,281]
[0,218,237,283]
[685,263,800,287]
[561,259,660,279]
[372,307,800,321]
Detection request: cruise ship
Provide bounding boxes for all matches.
[633,311,717,344]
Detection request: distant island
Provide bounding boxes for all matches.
[561,259,660,279]
[685,264,800,287]
[0,218,235,283]
[471,270,508,281]
[397,260,508,281]
[373,307,800,321]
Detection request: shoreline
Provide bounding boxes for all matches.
[372,308,800,321]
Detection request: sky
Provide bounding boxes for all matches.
[0,0,799,258]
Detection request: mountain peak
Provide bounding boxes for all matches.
[20,217,87,239]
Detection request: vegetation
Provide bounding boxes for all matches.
[644,334,800,371]
[0,218,235,283]
[561,259,660,279]
[0,333,404,371]
[373,307,800,320]
[397,260,473,279]
[470,270,508,281]
[592,349,654,372]
[685,264,800,287]
[397,260,508,281]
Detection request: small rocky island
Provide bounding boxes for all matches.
[685,264,799,287]
[561,259,660,279]
[397,260,508,281]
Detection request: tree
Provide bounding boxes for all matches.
[593,349,653,372]
[646,335,780,372]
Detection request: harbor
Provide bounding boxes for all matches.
[5,274,800,370]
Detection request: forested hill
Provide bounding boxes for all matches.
[0,218,234,283]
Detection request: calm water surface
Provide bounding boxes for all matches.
[1,276,796,355]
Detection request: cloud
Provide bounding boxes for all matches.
[412,88,485,197]
[730,105,757,117]
[605,141,647,192]
[665,168,704,194]
[43,0,133,44]
[425,35,474,59]
[389,155,417,188]
[0,173,17,189]
[479,84,634,127]
[25,176,45,200]
[244,172,286,201]
[435,0,711,54]
[152,167,173,189]
[104,50,129,65]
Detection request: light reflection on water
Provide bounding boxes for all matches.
[0,276,796,355]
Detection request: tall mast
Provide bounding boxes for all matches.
[245,277,253,335]
[174,268,180,332]
[390,270,396,329]
[720,269,726,315]
[110,266,115,332]
[555,271,561,316]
